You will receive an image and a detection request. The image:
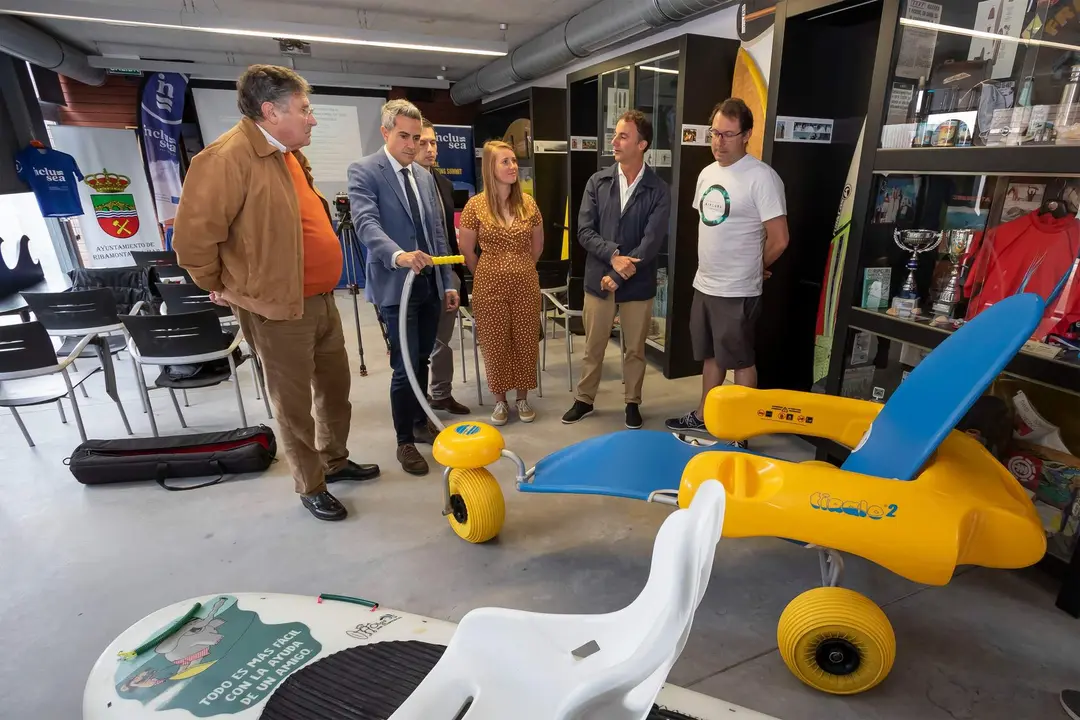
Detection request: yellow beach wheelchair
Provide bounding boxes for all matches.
[402,260,1047,695]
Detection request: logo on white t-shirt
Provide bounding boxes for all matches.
[699,184,731,227]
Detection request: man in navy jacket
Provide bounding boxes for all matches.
[562,110,671,430]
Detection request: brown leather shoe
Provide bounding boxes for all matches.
[431,396,471,415]
[397,443,429,476]
[413,419,439,445]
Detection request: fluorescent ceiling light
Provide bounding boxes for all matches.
[0,10,506,57]
[899,18,1080,53]
[638,66,679,75]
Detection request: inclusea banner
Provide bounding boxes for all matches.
[139,72,188,228]
[433,124,476,194]
[50,126,162,267]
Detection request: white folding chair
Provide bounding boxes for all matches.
[389,480,727,720]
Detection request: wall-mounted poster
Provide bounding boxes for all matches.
[570,136,598,151]
[774,116,834,143]
[681,124,711,146]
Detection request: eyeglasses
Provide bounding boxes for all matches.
[707,129,744,142]
[298,106,316,118]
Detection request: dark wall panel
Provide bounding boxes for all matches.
[758,0,883,391]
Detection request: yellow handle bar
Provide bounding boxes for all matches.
[431,255,465,266]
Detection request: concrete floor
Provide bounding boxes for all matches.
[0,295,1075,719]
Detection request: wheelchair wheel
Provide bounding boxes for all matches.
[777,587,895,695]
[447,468,505,544]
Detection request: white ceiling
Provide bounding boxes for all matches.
[7,0,600,86]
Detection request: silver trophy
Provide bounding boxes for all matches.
[931,229,976,318]
[891,229,943,317]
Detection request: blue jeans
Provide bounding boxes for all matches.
[380,273,441,445]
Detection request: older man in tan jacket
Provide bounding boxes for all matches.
[173,65,378,522]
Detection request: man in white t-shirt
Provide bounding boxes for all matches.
[666,98,789,442]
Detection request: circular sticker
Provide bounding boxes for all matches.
[699,184,731,227]
[1007,455,1037,485]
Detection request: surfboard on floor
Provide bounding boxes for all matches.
[86,593,779,720]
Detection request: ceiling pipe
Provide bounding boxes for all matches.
[0,15,105,86]
[450,0,735,105]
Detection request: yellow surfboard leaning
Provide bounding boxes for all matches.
[731,47,768,160]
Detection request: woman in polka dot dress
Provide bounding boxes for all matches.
[457,140,544,425]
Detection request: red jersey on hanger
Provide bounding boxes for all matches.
[964,211,1080,323]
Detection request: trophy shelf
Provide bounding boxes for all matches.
[875,146,1080,177]
[848,306,1080,398]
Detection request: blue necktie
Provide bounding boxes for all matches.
[401,168,430,254]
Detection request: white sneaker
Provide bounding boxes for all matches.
[491,401,509,426]
[516,399,536,423]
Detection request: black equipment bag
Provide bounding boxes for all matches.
[67,425,276,490]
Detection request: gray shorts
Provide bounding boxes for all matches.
[690,291,761,369]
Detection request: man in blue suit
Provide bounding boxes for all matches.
[348,99,458,475]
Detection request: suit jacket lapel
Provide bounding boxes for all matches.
[378,156,411,220]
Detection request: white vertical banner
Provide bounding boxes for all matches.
[50,126,161,267]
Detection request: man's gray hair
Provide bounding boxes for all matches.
[236,65,312,120]
[381,99,423,131]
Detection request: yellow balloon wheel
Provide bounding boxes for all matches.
[447,467,505,543]
[777,587,896,695]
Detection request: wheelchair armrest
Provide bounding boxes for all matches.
[703,385,881,449]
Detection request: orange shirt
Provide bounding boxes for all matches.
[284,152,343,296]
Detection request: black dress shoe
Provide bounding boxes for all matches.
[326,460,380,483]
[625,403,643,429]
[301,491,347,521]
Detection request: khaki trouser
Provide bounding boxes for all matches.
[430,273,461,401]
[235,294,351,496]
[576,292,653,405]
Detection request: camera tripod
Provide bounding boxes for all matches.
[337,210,391,377]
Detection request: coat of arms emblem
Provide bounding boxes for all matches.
[85,168,140,238]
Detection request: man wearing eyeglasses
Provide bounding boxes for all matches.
[666,98,789,443]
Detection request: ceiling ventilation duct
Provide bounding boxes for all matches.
[451,0,735,105]
[0,15,105,86]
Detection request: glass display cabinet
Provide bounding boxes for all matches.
[635,51,679,351]
[783,0,1080,616]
